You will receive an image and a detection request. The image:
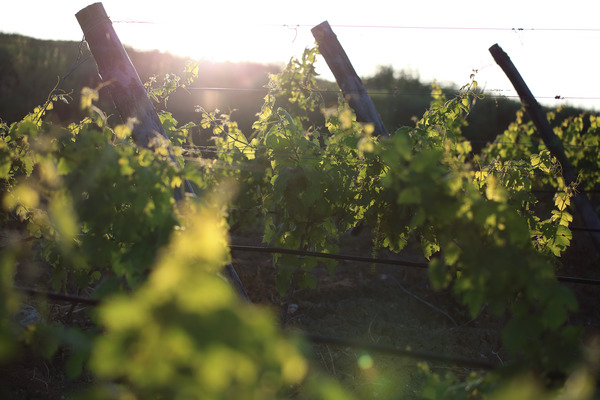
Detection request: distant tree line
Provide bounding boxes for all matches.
[0,33,281,132]
[0,33,591,153]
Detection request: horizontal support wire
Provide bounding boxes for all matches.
[112,19,600,32]
[229,245,600,285]
[468,141,600,149]
[555,275,600,285]
[184,86,600,101]
[10,285,497,369]
[571,226,600,233]
[294,24,600,33]
[13,286,100,306]
[185,156,600,173]
[106,20,600,102]
[183,148,600,165]
[11,241,600,313]
[229,244,428,268]
[10,240,599,367]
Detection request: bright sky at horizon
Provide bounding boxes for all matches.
[3,0,600,110]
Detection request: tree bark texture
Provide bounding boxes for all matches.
[312,21,388,137]
[76,2,168,149]
[76,3,248,300]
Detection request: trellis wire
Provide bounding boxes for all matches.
[291,24,600,33]
[13,286,100,306]
[230,244,428,268]
[113,19,600,32]
[56,27,600,103]
[37,18,594,106]
[52,32,600,104]
[184,86,600,102]
[10,285,497,369]
[228,245,600,285]
[183,143,600,161]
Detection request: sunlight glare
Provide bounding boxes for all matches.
[111,3,307,65]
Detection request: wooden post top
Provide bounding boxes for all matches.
[76,3,110,37]
[311,21,334,41]
[311,20,389,137]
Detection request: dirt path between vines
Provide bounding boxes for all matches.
[2,220,598,400]
[232,219,600,399]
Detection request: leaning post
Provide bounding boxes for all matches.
[489,43,600,252]
[76,2,249,300]
[311,21,389,137]
[76,2,171,150]
[75,3,192,200]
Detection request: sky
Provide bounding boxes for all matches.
[2,0,600,111]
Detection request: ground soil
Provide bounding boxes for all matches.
[1,218,599,399]
[230,220,600,399]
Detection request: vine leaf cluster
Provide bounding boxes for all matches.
[0,45,599,399]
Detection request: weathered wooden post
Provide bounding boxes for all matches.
[76,3,194,199]
[489,43,600,252]
[76,3,170,150]
[312,21,389,137]
[76,2,248,300]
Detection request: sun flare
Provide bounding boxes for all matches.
[111,5,304,65]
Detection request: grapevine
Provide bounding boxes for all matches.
[0,44,598,399]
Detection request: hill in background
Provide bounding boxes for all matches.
[0,33,590,150]
[0,33,281,134]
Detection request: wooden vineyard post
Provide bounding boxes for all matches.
[76,3,171,151]
[75,3,195,199]
[311,21,389,137]
[489,43,600,252]
[76,2,249,300]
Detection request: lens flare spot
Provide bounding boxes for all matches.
[358,353,374,370]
